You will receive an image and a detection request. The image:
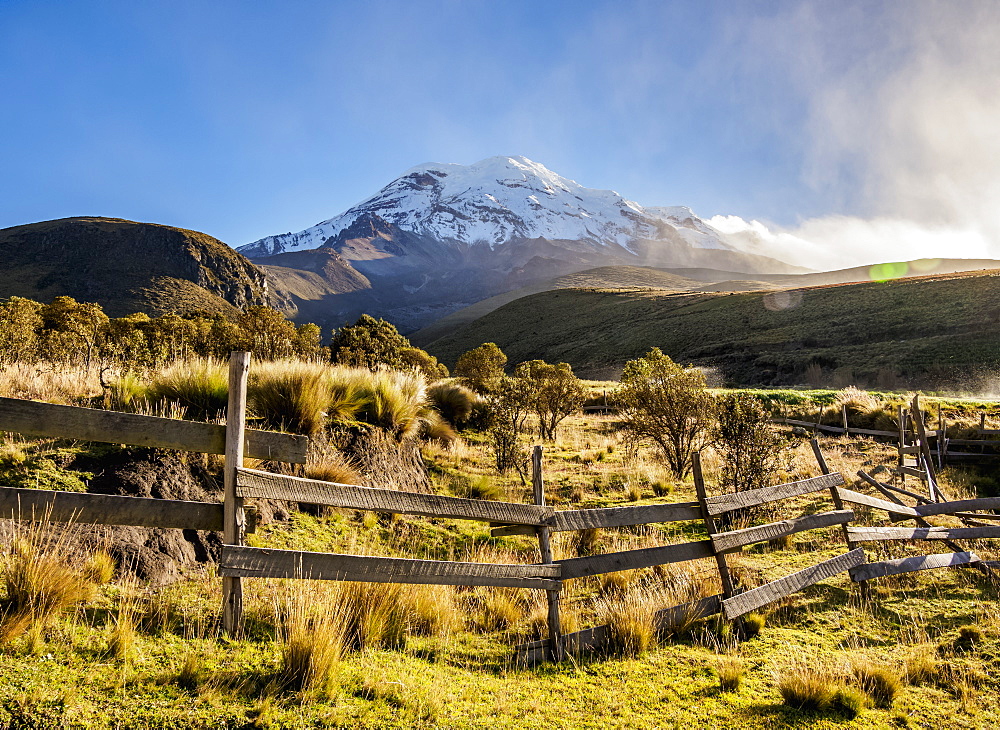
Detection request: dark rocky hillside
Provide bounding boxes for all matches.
[0,217,270,316]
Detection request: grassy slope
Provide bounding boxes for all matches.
[424,270,1000,385]
[1,417,1000,727]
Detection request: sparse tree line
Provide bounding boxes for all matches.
[452,342,782,493]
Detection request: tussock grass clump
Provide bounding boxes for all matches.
[473,588,525,632]
[107,587,140,661]
[174,653,204,693]
[305,439,362,486]
[355,370,427,440]
[832,686,869,718]
[427,381,478,426]
[715,656,744,692]
[953,624,983,652]
[147,359,228,420]
[598,589,657,657]
[0,522,97,642]
[851,661,901,707]
[323,368,367,423]
[904,648,937,685]
[455,474,505,502]
[420,410,458,445]
[249,360,329,436]
[777,665,836,711]
[105,372,149,413]
[737,612,765,640]
[83,551,116,585]
[278,585,346,696]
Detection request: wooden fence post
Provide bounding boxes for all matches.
[841,405,850,437]
[223,351,250,636]
[693,452,736,599]
[811,439,870,599]
[897,405,907,486]
[532,445,563,661]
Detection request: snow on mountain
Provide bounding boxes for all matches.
[239,156,737,257]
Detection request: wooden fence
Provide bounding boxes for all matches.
[776,393,1000,466]
[2,370,999,659]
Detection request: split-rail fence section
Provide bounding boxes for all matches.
[0,360,995,661]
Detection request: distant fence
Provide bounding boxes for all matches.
[2,373,999,659]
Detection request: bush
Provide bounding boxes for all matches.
[513,360,585,440]
[454,343,507,394]
[615,348,714,478]
[715,393,783,494]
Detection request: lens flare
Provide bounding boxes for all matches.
[868,262,909,281]
[762,290,803,311]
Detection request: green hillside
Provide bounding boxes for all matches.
[425,270,1000,388]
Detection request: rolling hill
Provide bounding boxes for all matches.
[0,217,270,317]
[423,269,1000,389]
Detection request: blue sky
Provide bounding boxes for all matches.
[3,0,999,264]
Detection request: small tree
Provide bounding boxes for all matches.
[513,360,585,441]
[488,376,530,479]
[454,342,507,394]
[615,348,714,478]
[715,393,783,493]
[330,315,412,370]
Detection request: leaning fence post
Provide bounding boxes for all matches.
[223,351,250,636]
[693,452,735,599]
[532,445,563,661]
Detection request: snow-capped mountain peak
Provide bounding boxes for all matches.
[238,156,733,257]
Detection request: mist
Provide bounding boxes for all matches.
[708,1,1000,270]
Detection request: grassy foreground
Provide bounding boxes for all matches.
[1,410,999,728]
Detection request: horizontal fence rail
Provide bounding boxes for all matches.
[218,545,562,590]
[490,501,703,537]
[702,473,844,516]
[0,485,225,531]
[711,510,854,553]
[555,540,715,580]
[0,396,307,463]
[847,526,1000,542]
[850,552,981,582]
[236,468,553,526]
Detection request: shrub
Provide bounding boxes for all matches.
[248,360,329,435]
[513,360,585,440]
[615,348,715,478]
[715,393,783,494]
[851,661,901,707]
[147,359,228,420]
[427,380,478,426]
[777,666,836,711]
